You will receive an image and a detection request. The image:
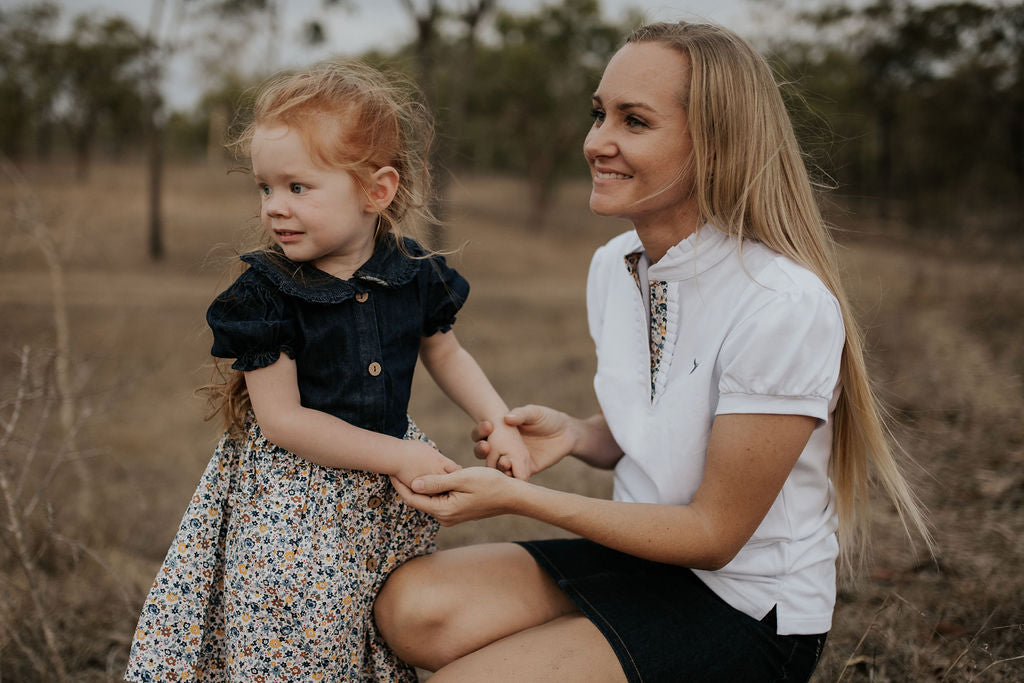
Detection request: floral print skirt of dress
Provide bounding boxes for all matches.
[125,413,439,682]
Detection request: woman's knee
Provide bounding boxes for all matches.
[376,543,573,670]
[375,553,451,648]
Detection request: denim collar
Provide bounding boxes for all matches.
[241,237,422,304]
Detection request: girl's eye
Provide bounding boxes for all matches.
[258,184,271,197]
[590,107,605,124]
[290,183,306,194]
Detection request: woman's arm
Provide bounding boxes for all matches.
[395,412,815,570]
[244,355,459,486]
[419,330,532,479]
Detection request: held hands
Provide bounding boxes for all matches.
[388,404,573,525]
[474,405,575,478]
[392,440,461,490]
[481,421,532,481]
[390,467,518,526]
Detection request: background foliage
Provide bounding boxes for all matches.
[2,0,1021,236]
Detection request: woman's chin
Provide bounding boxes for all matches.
[588,197,619,218]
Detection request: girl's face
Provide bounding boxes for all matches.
[251,122,379,278]
[584,42,698,235]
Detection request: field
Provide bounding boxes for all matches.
[1,161,1022,681]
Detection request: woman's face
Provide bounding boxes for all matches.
[584,42,697,233]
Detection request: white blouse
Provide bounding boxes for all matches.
[587,224,845,635]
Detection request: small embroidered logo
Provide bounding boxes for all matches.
[690,359,700,375]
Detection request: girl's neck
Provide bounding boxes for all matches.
[313,240,377,281]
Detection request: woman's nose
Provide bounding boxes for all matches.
[584,124,616,162]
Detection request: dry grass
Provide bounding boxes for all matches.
[0,161,1021,681]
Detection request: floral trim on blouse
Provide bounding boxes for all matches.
[625,253,670,400]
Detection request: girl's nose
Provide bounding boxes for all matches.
[263,192,289,218]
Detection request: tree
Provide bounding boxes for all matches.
[0,4,62,161]
[392,0,500,245]
[58,15,150,180]
[477,0,621,229]
[783,0,1023,228]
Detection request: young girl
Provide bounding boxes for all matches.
[126,60,529,682]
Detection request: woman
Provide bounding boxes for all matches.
[374,21,932,682]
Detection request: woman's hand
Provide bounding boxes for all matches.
[390,467,522,526]
[392,441,462,490]
[473,405,577,476]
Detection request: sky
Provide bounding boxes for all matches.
[20,0,799,110]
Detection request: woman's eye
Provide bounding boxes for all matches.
[290,183,306,194]
[625,115,647,129]
[590,107,605,124]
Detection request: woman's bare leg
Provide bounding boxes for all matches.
[374,543,579,671]
[429,613,627,683]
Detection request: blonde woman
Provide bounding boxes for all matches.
[374,21,932,682]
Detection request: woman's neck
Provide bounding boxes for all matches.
[634,210,700,263]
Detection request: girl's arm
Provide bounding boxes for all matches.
[419,330,532,479]
[393,412,815,570]
[244,355,459,486]
[471,405,625,473]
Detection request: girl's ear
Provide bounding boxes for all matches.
[365,166,400,212]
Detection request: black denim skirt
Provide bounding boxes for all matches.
[517,538,826,683]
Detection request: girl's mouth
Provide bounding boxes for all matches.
[274,229,303,242]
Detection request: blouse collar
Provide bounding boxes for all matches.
[241,237,421,304]
[624,222,737,283]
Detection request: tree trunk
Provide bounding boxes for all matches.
[875,100,896,219]
[207,103,229,164]
[72,120,95,182]
[147,112,164,261]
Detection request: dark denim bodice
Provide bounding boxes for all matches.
[207,238,469,439]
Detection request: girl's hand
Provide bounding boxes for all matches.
[390,467,520,526]
[393,441,461,490]
[481,422,533,481]
[473,405,576,476]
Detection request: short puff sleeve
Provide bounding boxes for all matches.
[421,255,470,337]
[206,274,302,371]
[716,287,845,421]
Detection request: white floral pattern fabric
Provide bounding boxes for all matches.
[125,413,437,682]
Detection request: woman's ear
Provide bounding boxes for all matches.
[365,166,400,212]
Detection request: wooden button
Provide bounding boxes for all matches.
[365,557,379,571]
[368,362,382,376]
[367,495,382,509]
[355,291,369,303]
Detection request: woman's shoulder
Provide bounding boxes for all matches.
[740,241,835,301]
[724,247,844,344]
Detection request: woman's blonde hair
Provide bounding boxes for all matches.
[204,59,437,433]
[627,21,933,575]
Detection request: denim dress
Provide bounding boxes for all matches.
[126,238,469,682]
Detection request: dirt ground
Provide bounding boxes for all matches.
[1,162,1021,681]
